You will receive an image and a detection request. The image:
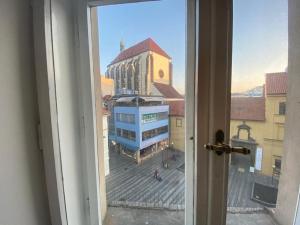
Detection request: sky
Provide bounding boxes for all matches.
[97,0,288,94]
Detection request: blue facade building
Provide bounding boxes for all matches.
[108,96,169,164]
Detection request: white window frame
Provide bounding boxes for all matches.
[80,1,198,224]
[33,0,233,225]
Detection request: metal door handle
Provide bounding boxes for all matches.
[204,129,251,156]
[204,143,250,155]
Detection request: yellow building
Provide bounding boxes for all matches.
[101,76,115,96]
[105,38,173,95]
[230,72,287,176]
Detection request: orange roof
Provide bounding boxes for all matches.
[168,100,185,117]
[109,38,171,65]
[231,97,265,121]
[153,82,183,98]
[265,72,288,95]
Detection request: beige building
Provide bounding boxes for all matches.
[230,72,287,176]
[168,100,185,151]
[105,38,173,95]
[101,76,115,96]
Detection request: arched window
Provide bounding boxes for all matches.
[134,59,140,93]
[169,62,173,85]
[150,54,154,82]
[110,67,115,79]
[121,64,126,88]
[127,63,133,90]
[145,55,150,93]
[115,65,120,90]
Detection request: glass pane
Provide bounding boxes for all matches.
[227,0,288,224]
[96,1,186,224]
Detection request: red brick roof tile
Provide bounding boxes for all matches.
[168,100,185,117]
[153,82,183,99]
[265,72,288,95]
[231,97,265,121]
[110,38,171,65]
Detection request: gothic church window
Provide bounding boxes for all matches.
[134,59,140,93]
[127,63,133,90]
[121,64,126,88]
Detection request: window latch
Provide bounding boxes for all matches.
[204,130,250,156]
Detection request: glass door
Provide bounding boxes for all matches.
[227,0,288,224]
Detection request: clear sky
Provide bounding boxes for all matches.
[97,0,288,94]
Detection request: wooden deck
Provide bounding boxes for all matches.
[105,149,278,210]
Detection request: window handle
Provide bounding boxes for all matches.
[204,143,250,156]
[204,129,250,156]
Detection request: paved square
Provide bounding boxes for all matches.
[106,149,278,210]
[104,207,278,225]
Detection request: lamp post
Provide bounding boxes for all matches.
[166,144,169,161]
[161,147,164,165]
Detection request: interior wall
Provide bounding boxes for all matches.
[0,0,51,225]
[275,0,300,224]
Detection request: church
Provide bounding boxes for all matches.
[105,38,174,95]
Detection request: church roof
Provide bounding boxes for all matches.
[109,38,171,65]
[168,100,185,117]
[153,82,183,99]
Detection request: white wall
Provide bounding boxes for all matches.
[0,0,51,225]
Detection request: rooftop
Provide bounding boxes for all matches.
[168,100,185,117]
[231,97,265,121]
[109,38,171,65]
[153,82,183,99]
[113,95,166,107]
[265,72,288,96]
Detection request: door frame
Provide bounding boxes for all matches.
[33,0,233,224]
[195,0,233,224]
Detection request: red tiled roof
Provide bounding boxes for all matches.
[265,72,288,95]
[231,97,265,121]
[110,38,171,65]
[168,100,185,117]
[153,82,183,98]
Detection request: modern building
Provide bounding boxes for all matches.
[230,72,287,176]
[105,38,173,95]
[108,95,169,164]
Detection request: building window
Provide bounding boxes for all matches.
[116,128,136,141]
[142,125,168,141]
[142,112,168,123]
[279,102,286,115]
[121,64,126,88]
[134,59,140,93]
[116,113,135,124]
[176,118,182,127]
